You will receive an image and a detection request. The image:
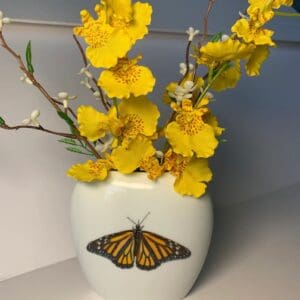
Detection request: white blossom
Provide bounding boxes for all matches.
[93,91,100,98]
[221,34,230,42]
[80,77,92,89]
[22,110,40,127]
[0,11,11,31]
[78,64,93,80]
[169,80,197,104]
[155,151,164,159]
[20,73,33,85]
[186,27,200,42]
[95,135,114,153]
[239,11,250,20]
[56,92,77,109]
[179,62,194,76]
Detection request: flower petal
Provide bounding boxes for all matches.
[111,136,155,174]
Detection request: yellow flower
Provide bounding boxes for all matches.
[247,3,275,25]
[140,156,164,180]
[118,96,160,139]
[77,105,109,141]
[199,39,255,65]
[111,136,155,174]
[163,150,212,198]
[174,158,212,198]
[67,159,112,182]
[211,60,241,91]
[203,111,225,137]
[165,100,218,158]
[246,45,270,76]
[231,19,275,46]
[249,0,293,9]
[98,56,156,99]
[163,82,178,104]
[102,0,152,44]
[74,8,132,68]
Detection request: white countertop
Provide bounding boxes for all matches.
[1,183,299,300]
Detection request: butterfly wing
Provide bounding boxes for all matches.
[136,231,191,271]
[87,230,135,269]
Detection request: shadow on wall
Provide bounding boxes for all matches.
[188,181,300,297]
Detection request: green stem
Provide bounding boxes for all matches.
[275,11,300,18]
[195,62,229,107]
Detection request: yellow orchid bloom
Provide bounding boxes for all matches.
[164,150,212,198]
[101,0,152,44]
[246,45,270,76]
[77,106,109,142]
[67,159,112,182]
[165,100,218,158]
[98,56,156,99]
[74,8,132,68]
[211,60,241,91]
[231,19,275,46]
[199,38,255,65]
[118,96,160,139]
[111,136,156,174]
[140,156,164,180]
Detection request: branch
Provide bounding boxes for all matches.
[0,31,101,159]
[201,0,216,43]
[72,34,110,111]
[0,123,77,139]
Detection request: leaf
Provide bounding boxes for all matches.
[26,41,34,74]
[65,146,93,156]
[57,111,78,135]
[58,138,77,146]
[210,32,223,43]
[0,116,5,126]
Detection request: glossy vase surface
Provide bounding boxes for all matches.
[71,172,213,300]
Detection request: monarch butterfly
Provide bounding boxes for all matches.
[86,212,191,271]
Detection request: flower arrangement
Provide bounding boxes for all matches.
[0,0,295,198]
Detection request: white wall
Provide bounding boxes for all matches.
[0,1,300,281]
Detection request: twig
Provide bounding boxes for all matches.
[72,34,110,111]
[201,0,216,43]
[0,31,101,159]
[1,124,76,139]
[178,41,192,85]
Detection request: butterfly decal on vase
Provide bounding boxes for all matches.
[86,212,191,271]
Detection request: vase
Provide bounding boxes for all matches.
[71,171,213,300]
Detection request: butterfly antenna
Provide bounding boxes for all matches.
[140,212,151,225]
[127,217,137,225]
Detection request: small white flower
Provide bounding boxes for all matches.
[168,80,196,104]
[186,27,200,42]
[95,135,114,153]
[179,62,194,75]
[221,34,230,42]
[56,92,77,109]
[22,110,40,127]
[20,73,33,85]
[78,64,93,80]
[80,77,92,90]
[93,91,100,98]
[155,151,164,159]
[0,11,11,31]
[239,11,250,20]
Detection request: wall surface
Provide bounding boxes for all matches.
[0,0,300,282]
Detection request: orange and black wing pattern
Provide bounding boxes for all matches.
[87,230,135,269]
[136,231,191,271]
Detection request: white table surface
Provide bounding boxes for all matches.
[1,182,300,300]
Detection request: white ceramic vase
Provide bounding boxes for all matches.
[71,171,213,300]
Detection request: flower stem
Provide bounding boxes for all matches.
[275,11,300,18]
[72,34,110,111]
[0,31,101,159]
[195,62,230,107]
